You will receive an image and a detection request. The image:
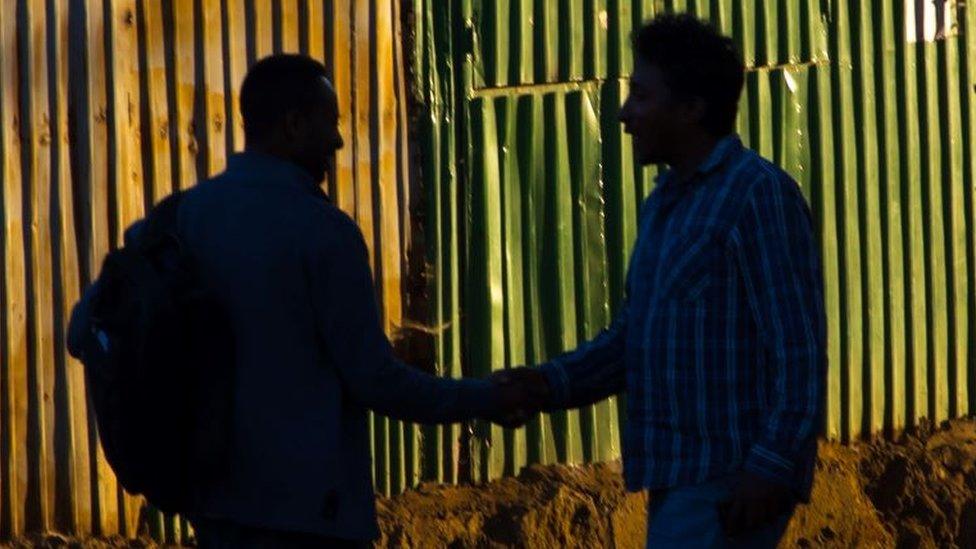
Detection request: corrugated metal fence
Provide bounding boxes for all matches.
[4,0,976,542]
[413,0,976,483]
[0,0,420,541]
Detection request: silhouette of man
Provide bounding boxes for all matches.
[496,15,827,548]
[163,55,524,547]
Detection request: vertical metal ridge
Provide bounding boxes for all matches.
[960,2,976,418]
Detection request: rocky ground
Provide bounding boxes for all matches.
[5,418,976,548]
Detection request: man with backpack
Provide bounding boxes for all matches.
[69,54,529,547]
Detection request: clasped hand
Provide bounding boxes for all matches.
[483,367,551,428]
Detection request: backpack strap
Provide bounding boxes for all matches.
[131,192,185,262]
[143,191,184,243]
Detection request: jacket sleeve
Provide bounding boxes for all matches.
[308,213,496,424]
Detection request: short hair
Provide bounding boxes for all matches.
[240,54,331,142]
[634,14,745,136]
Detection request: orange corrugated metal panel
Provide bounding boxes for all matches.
[0,0,414,539]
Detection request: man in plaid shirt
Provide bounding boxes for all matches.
[499,15,827,548]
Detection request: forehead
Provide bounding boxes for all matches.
[317,76,339,115]
[630,59,663,88]
[319,75,335,95]
[304,76,338,117]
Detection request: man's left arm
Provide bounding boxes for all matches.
[731,171,827,487]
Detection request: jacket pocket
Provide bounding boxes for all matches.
[656,230,722,303]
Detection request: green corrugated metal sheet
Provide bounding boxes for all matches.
[2,1,972,541]
[412,0,976,483]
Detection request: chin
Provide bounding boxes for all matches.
[637,151,664,167]
[309,163,327,183]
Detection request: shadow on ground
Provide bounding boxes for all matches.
[6,419,976,548]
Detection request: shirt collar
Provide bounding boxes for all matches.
[654,134,743,188]
[225,151,328,198]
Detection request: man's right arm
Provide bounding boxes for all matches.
[537,309,627,411]
[534,192,655,412]
[308,212,507,425]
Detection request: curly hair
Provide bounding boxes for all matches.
[634,14,745,136]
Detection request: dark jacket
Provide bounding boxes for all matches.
[71,152,495,540]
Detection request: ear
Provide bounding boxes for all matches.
[283,109,306,140]
[684,96,707,126]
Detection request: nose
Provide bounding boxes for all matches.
[618,113,632,135]
[618,99,631,126]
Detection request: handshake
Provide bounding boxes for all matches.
[483,367,552,428]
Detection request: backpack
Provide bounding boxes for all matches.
[69,192,235,514]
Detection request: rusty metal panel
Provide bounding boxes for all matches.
[2,0,976,540]
[0,0,415,539]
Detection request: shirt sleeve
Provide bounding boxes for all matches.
[538,194,659,412]
[731,171,827,486]
[308,212,496,424]
[538,308,627,410]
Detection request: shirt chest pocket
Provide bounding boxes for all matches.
[654,230,726,303]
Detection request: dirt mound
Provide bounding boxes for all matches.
[783,443,893,548]
[856,420,976,548]
[377,419,976,548]
[0,534,151,548]
[375,462,647,548]
[374,451,893,548]
[5,418,976,548]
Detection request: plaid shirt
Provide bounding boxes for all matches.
[541,135,826,498]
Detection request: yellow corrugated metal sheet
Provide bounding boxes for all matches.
[0,0,415,541]
[4,0,976,541]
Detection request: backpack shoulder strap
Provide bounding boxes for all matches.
[142,191,185,247]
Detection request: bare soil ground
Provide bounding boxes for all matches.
[5,418,976,548]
